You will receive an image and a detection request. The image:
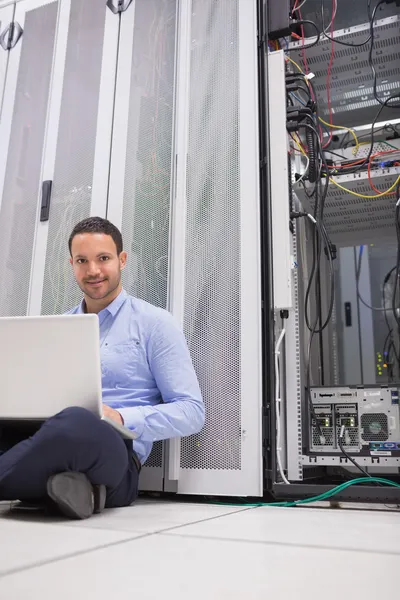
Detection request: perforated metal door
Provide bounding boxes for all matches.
[39,0,115,316]
[109,0,262,496]
[175,0,263,496]
[108,0,178,490]
[0,0,58,317]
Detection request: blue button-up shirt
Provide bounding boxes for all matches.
[68,289,204,464]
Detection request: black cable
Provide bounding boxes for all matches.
[286,20,321,52]
[341,124,400,150]
[341,93,400,175]
[316,235,325,384]
[296,123,335,335]
[392,187,400,330]
[306,326,321,441]
[382,266,400,369]
[368,0,400,108]
[297,213,335,435]
[339,421,399,507]
[299,122,330,216]
[288,123,336,360]
[325,149,350,161]
[387,343,395,381]
[338,428,371,478]
[303,215,332,333]
[383,330,397,382]
[306,121,318,183]
[383,266,397,327]
[321,0,374,48]
[383,327,392,359]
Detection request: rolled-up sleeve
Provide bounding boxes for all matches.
[118,314,205,443]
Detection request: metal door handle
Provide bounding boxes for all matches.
[40,180,52,222]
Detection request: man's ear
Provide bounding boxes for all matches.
[69,257,73,266]
[119,251,127,270]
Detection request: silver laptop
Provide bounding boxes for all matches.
[0,314,136,440]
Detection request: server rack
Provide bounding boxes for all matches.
[263,0,400,504]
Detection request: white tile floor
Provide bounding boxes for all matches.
[0,498,399,599]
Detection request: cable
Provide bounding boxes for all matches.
[368,0,400,108]
[342,98,400,174]
[296,155,310,183]
[338,426,371,478]
[322,0,337,32]
[322,0,335,148]
[339,427,400,510]
[292,129,334,413]
[290,132,308,156]
[291,212,334,441]
[347,90,400,179]
[358,139,400,152]
[292,0,308,11]
[285,61,361,153]
[392,189,400,329]
[275,329,290,485]
[305,120,318,183]
[299,122,330,217]
[294,207,334,331]
[383,267,400,369]
[330,174,400,198]
[285,54,308,76]
[367,151,400,195]
[341,123,400,150]
[211,477,400,508]
[325,150,351,161]
[318,117,360,154]
[289,92,307,106]
[286,20,321,52]
[321,0,374,48]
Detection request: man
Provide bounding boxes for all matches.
[0,217,204,519]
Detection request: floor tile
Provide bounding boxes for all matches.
[165,504,400,554]
[0,516,142,576]
[61,499,250,534]
[1,531,397,599]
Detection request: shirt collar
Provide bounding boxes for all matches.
[77,288,128,317]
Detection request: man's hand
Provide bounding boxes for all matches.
[103,404,124,426]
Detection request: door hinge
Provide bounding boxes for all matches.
[0,21,23,51]
[106,0,133,13]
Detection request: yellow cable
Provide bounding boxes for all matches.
[285,56,360,154]
[318,117,359,155]
[330,175,400,198]
[291,133,307,156]
[286,55,309,81]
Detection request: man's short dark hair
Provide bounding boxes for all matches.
[68,217,123,256]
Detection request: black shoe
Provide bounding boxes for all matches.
[46,472,106,520]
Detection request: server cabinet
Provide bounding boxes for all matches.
[108,0,263,497]
[0,0,59,318]
[31,0,118,315]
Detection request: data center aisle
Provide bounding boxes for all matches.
[0,498,399,599]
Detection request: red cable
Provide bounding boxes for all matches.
[367,150,400,196]
[290,132,308,154]
[298,8,310,77]
[328,160,365,170]
[322,0,336,149]
[297,7,322,142]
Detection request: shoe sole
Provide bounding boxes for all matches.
[94,483,107,514]
[47,472,94,520]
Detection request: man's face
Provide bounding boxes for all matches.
[70,233,127,302]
